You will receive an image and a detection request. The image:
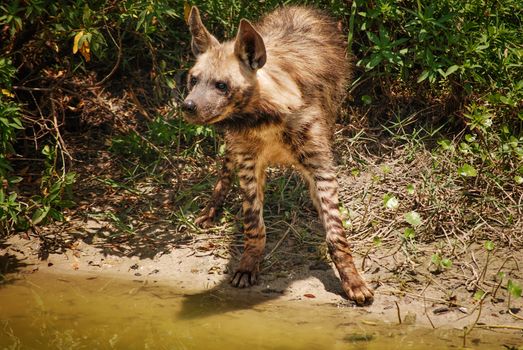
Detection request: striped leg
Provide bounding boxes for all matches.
[195,153,235,228]
[230,154,266,288]
[300,153,374,305]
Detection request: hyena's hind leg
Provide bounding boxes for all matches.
[195,153,235,228]
[299,150,374,305]
[230,153,267,288]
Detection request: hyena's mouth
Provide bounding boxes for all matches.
[204,114,227,125]
[202,109,235,125]
[182,112,224,126]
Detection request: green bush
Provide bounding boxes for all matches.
[0,0,521,236]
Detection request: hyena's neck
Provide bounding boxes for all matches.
[215,107,282,132]
[214,67,305,133]
[255,68,303,113]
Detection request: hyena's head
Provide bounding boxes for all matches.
[182,6,266,125]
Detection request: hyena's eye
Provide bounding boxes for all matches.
[215,81,228,92]
[190,76,198,86]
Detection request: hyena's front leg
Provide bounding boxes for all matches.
[230,155,266,288]
[301,153,374,305]
[195,153,234,228]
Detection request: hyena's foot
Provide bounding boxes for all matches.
[230,254,261,288]
[339,269,374,305]
[194,206,217,228]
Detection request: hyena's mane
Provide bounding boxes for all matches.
[255,6,350,118]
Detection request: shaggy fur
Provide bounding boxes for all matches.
[183,6,373,304]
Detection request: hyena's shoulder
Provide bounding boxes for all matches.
[253,6,350,110]
[256,6,348,70]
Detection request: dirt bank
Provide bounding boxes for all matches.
[2,227,522,334]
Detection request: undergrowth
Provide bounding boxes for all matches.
[0,0,521,247]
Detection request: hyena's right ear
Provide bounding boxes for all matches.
[187,6,219,56]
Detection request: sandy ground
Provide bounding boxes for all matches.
[2,230,522,333]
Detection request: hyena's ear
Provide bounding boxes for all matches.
[234,19,266,70]
[187,6,219,56]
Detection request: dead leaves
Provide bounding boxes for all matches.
[73,30,91,62]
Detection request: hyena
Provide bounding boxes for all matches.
[182,5,373,304]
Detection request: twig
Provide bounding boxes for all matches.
[476,324,523,330]
[266,226,291,259]
[50,96,72,163]
[381,289,466,307]
[479,248,491,283]
[12,85,54,92]
[394,301,402,325]
[492,255,519,298]
[95,26,123,87]
[463,292,487,348]
[423,292,436,329]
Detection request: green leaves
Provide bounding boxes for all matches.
[403,227,415,240]
[458,164,477,177]
[361,95,372,105]
[405,211,422,226]
[431,253,452,270]
[359,25,408,72]
[383,193,399,209]
[473,289,485,301]
[438,139,454,151]
[507,280,522,298]
[484,240,495,251]
[31,206,50,226]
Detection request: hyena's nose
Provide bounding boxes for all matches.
[182,100,197,114]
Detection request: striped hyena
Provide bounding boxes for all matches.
[182,6,373,304]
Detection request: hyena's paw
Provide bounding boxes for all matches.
[194,207,216,228]
[341,273,374,306]
[230,269,258,288]
[230,255,260,288]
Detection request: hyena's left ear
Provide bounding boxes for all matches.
[234,19,266,70]
[188,6,219,56]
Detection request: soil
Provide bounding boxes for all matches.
[2,221,522,332]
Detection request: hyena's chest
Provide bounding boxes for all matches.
[230,127,298,167]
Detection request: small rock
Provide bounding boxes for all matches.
[403,312,416,325]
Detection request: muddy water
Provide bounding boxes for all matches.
[0,273,520,350]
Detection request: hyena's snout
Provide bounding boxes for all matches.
[181,99,197,115]
[181,98,204,124]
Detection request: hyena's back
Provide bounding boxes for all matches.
[257,7,349,120]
